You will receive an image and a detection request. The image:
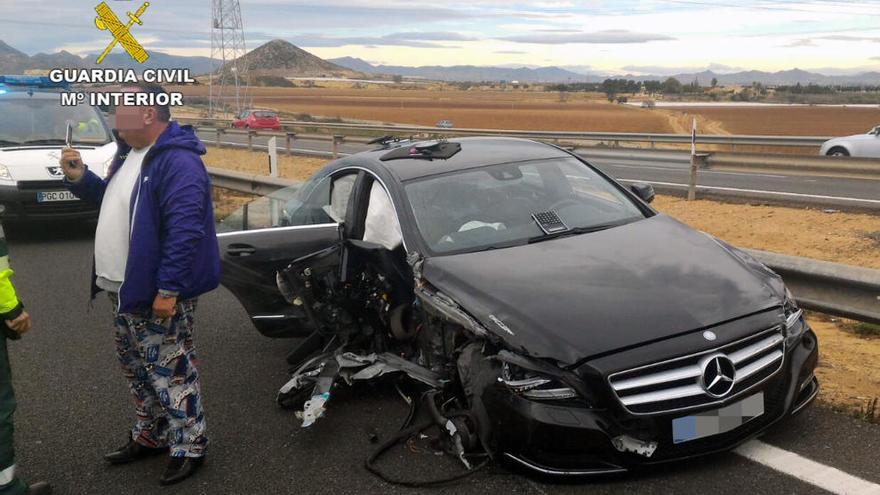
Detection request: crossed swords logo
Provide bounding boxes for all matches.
[94,1,151,64]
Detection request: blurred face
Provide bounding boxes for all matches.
[115,87,160,148]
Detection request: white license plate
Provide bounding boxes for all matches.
[36,191,79,203]
[672,392,764,444]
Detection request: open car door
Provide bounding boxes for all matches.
[216,170,359,337]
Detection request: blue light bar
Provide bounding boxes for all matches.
[0,75,70,90]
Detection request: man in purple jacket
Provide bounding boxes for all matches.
[59,83,219,486]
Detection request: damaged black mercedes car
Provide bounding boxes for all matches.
[215,136,819,479]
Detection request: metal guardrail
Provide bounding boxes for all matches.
[208,167,297,196]
[180,117,833,149]
[208,168,880,325]
[745,249,880,325]
[197,127,370,158]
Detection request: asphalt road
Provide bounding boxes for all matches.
[194,130,880,211]
[3,222,880,495]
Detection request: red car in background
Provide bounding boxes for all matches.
[232,109,282,130]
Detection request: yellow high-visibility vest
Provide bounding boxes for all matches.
[0,224,20,314]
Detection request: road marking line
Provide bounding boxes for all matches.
[618,179,880,205]
[734,440,880,495]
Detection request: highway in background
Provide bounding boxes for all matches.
[194,129,880,211]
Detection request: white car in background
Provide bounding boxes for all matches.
[0,76,116,220]
[819,125,880,157]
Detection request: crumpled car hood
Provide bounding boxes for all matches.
[422,214,782,365]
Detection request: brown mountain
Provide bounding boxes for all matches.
[0,41,30,73]
[227,39,363,78]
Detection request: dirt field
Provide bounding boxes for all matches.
[662,106,880,137]
[178,86,675,132]
[177,86,880,140]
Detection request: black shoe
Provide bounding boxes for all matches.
[104,438,169,465]
[159,456,204,486]
[26,481,52,495]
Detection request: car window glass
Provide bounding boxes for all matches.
[362,180,403,250]
[216,171,357,232]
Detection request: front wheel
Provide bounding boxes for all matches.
[826,147,850,157]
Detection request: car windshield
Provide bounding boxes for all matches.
[405,157,647,254]
[0,96,111,147]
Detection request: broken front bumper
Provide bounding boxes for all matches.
[485,328,819,476]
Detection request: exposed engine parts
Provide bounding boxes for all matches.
[272,241,503,485]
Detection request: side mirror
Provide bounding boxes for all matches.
[630,183,655,203]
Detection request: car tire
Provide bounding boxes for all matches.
[826,147,850,157]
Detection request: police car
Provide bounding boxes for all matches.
[0,76,116,220]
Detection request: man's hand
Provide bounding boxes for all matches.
[152,295,177,320]
[6,311,32,335]
[59,147,84,181]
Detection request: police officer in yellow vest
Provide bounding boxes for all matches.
[0,224,51,495]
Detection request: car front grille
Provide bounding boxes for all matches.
[608,326,785,415]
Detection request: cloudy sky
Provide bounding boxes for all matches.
[1,0,879,74]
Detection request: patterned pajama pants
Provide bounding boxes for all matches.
[109,293,208,458]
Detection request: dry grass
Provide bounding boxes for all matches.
[203,146,328,181]
[808,314,880,421]
[653,195,880,269]
[212,188,254,220]
[206,147,329,220]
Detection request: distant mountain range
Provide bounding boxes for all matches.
[330,56,880,86]
[329,57,599,83]
[3,38,880,86]
[0,39,216,75]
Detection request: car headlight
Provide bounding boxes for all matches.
[0,164,12,182]
[500,362,578,401]
[783,287,805,346]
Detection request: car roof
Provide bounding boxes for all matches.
[336,136,572,182]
